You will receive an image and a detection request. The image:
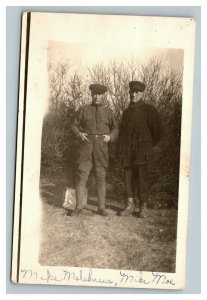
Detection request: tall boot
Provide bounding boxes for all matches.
[70,183,85,217]
[134,196,141,213]
[138,199,147,218]
[119,197,134,216]
[95,166,107,216]
[97,185,108,216]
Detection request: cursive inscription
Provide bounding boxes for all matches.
[120,271,150,284]
[63,269,114,285]
[20,268,176,287]
[41,269,64,283]
[151,272,175,285]
[21,269,38,280]
[21,268,115,286]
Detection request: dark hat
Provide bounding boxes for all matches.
[89,84,107,94]
[129,81,146,92]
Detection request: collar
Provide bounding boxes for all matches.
[91,103,102,107]
[129,98,144,107]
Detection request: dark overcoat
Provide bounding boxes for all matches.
[118,99,162,167]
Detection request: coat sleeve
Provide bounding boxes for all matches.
[108,109,119,142]
[71,108,84,137]
[147,105,163,146]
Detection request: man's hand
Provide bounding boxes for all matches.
[79,132,89,142]
[103,135,111,143]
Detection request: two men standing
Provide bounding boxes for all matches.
[70,81,162,217]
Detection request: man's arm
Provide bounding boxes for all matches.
[148,105,163,146]
[108,110,119,142]
[71,108,89,141]
[71,108,83,137]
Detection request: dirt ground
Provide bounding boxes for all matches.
[39,201,177,273]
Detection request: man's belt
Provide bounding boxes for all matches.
[122,136,152,142]
[87,133,105,138]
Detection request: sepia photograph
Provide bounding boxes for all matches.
[11,12,196,289]
[39,42,183,272]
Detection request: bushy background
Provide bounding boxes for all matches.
[40,57,183,209]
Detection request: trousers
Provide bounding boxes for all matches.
[76,160,107,209]
[124,165,149,203]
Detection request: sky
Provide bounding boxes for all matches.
[48,40,184,74]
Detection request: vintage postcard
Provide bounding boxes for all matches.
[11,12,196,289]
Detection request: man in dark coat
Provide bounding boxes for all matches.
[71,84,118,216]
[118,81,162,218]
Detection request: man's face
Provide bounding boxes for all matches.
[91,92,104,105]
[129,91,139,103]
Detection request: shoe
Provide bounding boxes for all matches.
[119,198,134,216]
[97,208,108,216]
[65,209,71,216]
[132,211,140,218]
[69,208,82,217]
[134,196,141,214]
[138,209,147,218]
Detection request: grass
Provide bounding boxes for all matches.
[39,201,177,273]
